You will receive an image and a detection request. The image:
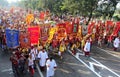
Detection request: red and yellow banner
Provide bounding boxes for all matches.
[57,23,67,41]
[19,31,30,48]
[65,22,73,34]
[87,22,95,34]
[26,14,34,25]
[112,21,120,36]
[40,24,50,45]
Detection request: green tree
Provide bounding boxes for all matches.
[61,0,99,24]
[61,0,79,15]
[97,0,119,20]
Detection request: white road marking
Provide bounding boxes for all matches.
[68,49,120,77]
[89,62,94,71]
[1,68,12,72]
[9,71,13,74]
[68,50,102,77]
[90,57,120,77]
[76,49,83,52]
[36,64,44,77]
[97,47,120,59]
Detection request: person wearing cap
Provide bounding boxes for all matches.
[46,57,57,77]
[84,39,91,57]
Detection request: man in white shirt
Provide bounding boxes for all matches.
[30,46,37,69]
[113,36,120,51]
[38,48,48,71]
[46,57,57,77]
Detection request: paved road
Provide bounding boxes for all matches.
[0,45,120,77]
[91,46,120,76]
[0,50,13,77]
[0,48,40,77]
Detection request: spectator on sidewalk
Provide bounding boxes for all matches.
[46,57,57,77]
[113,36,120,51]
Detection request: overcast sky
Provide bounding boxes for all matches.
[7,0,21,3]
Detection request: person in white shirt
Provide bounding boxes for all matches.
[84,39,91,57]
[28,54,34,77]
[30,46,37,69]
[38,48,48,71]
[46,57,57,77]
[113,36,120,51]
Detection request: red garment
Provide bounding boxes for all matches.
[40,11,45,20]
[15,51,21,59]
[10,55,18,65]
[108,36,113,42]
[87,22,95,34]
[29,66,34,76]
[85,52,90,56]
[52,40,58,48]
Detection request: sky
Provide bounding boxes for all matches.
[7,0,21,3]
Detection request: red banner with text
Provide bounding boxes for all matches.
[28,26,40,45]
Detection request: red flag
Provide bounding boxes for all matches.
[65,22,73,34]
[106,21,113,32]
[112,22,120,36]
[57,23,66,28]
[28,26,40,45]
[106,21,113,26]
[87,22,95,34]
[40,11,45,20]
[57,23,66,40]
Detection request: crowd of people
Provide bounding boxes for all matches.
[10,45,57,77]
[0,8,120,77]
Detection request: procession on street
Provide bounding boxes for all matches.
[0,5,120,77]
